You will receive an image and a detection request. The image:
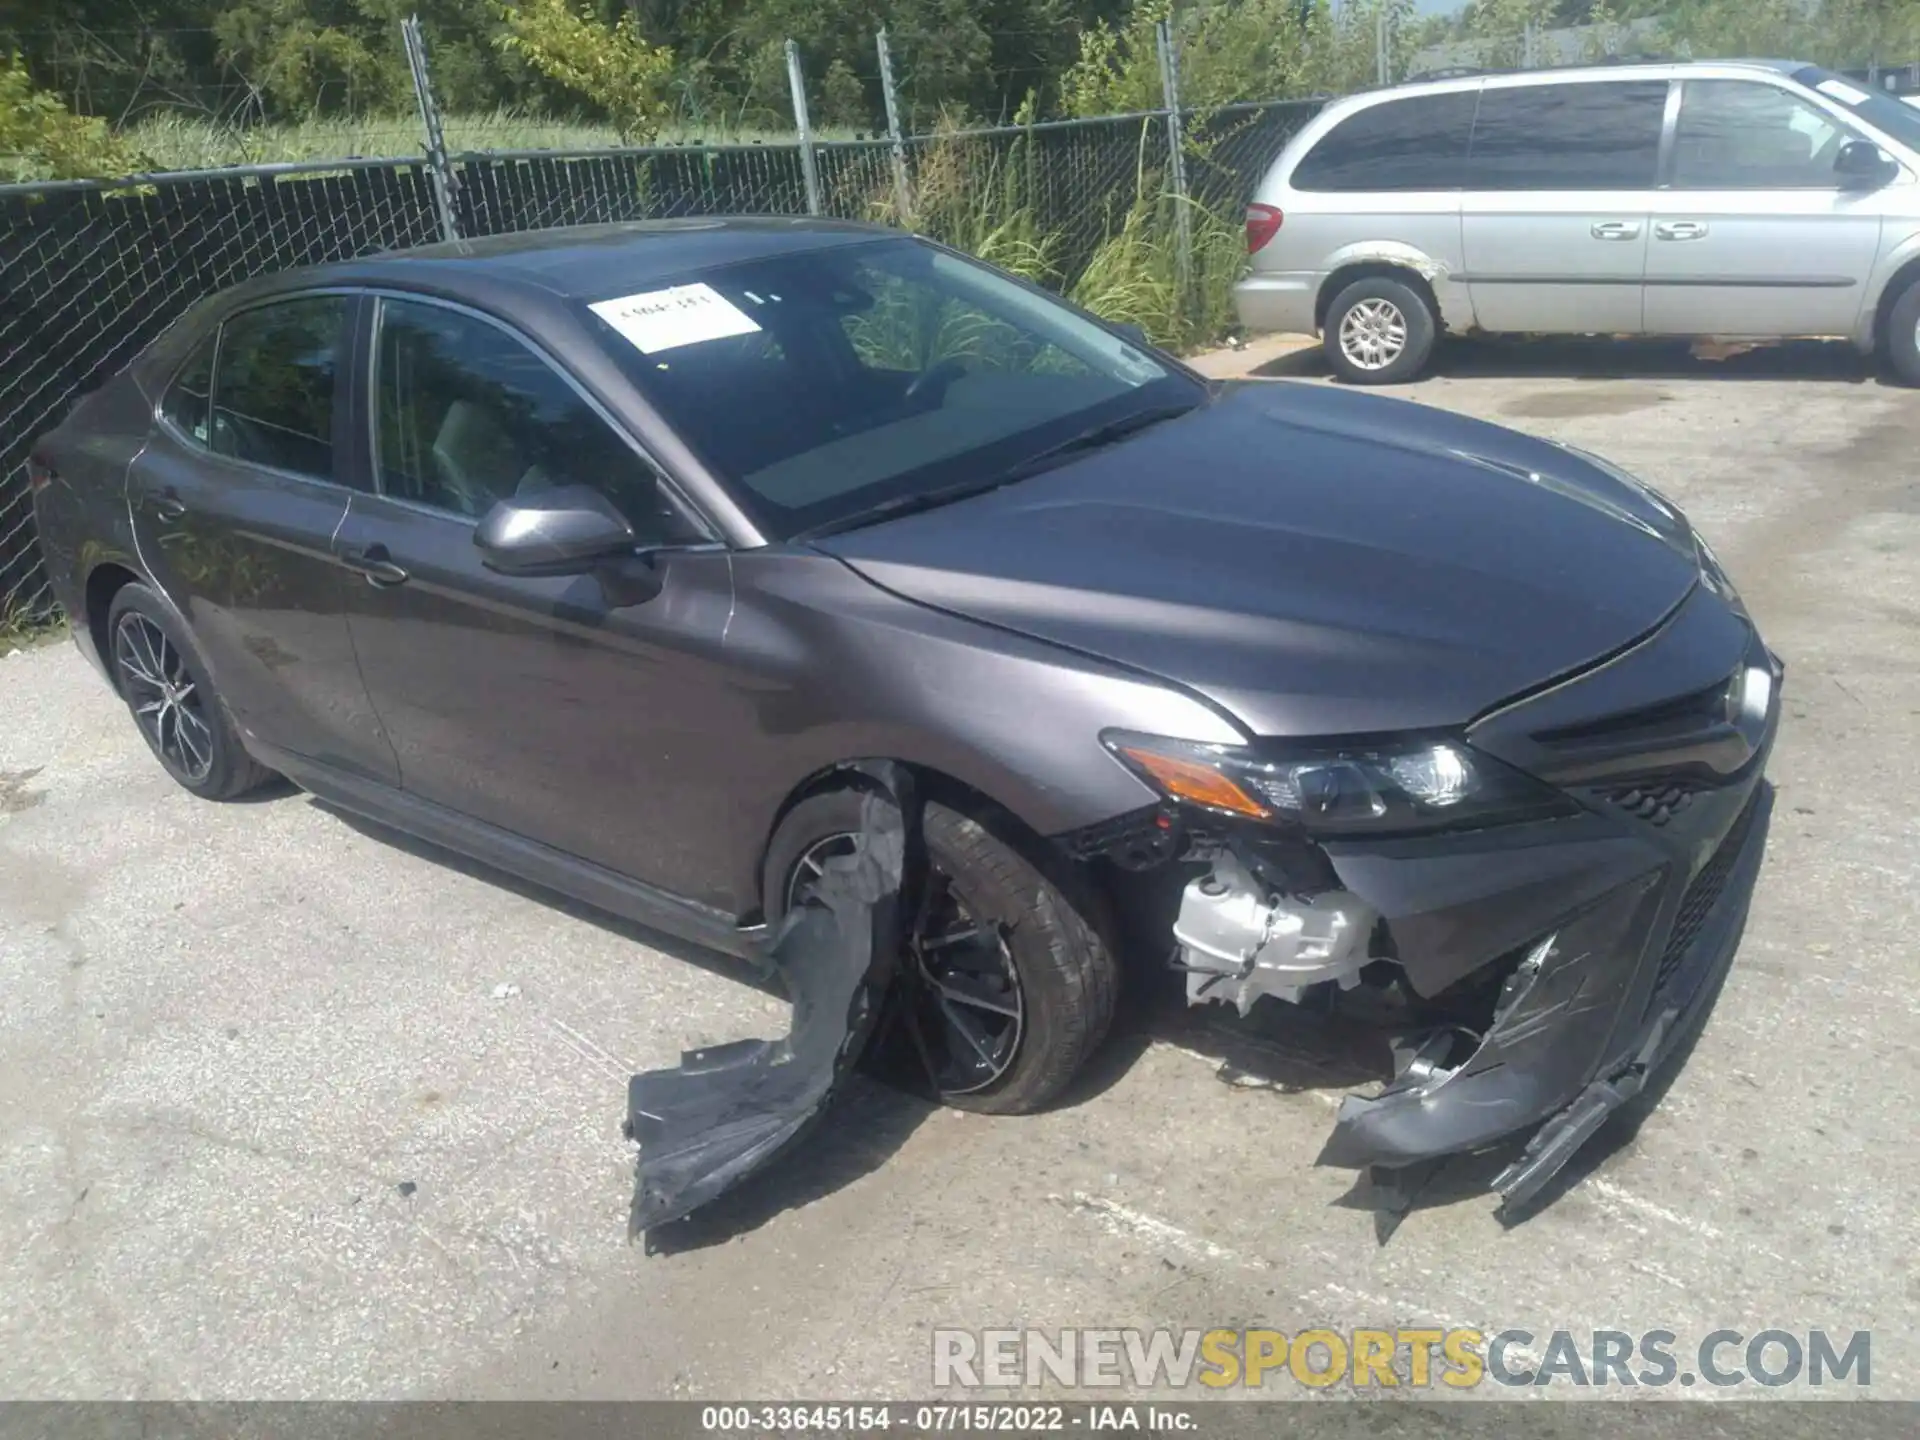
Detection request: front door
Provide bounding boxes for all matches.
[333,293,747,907]
[1644,77,1884,337]
[130,294,398,783]
[1460,78,1672,334]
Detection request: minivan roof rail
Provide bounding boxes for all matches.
[1400,53,1687,84]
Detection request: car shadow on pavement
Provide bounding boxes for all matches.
[1249,334,1882,386]
[316,797,945,1252]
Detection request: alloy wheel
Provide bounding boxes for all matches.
[787,833,1026,1096]
[114,613,214,782]
[1339,297,1409,371]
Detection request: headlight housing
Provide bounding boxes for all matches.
[1103,731,1577,836]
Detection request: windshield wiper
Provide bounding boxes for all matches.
[795,399,1202,541]
[796,474,1023,540]
[992,400,1201,486]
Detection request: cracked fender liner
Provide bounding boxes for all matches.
[625,763,919,1242]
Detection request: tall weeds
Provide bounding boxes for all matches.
[874,120,1244,354]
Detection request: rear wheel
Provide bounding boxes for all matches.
[106,582,272,800]
[1884,278,1920,387]
[764,789,1117,1114]
[1323,274,1437,385]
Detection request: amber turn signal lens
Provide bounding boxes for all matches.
[1118,746,1270,818]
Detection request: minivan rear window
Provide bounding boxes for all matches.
[1467,80,1670,190]
[1292,91,1479,191]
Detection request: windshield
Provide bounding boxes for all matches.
[1794,65,1920,152]
[579,237,1198,540]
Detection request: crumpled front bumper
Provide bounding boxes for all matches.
[1313,595,1783,1209]
[1317,783,1771,1208]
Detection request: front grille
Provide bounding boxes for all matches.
[1647,794,1761,1007]
[1533,671,1735,747]
[1601,779,1699,827]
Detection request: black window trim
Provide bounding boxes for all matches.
[359,287,720,544]
[152,287,363,495]
[1665,75,1868,192]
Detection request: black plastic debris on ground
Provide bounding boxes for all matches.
[625,764,918,1250]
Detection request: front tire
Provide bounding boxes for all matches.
[1884,279,1920,387]
[764,789,1117,1114]
[1323,274,1437,384]
[106,582,273,800]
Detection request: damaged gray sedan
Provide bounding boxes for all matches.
[33,219,1777,1228]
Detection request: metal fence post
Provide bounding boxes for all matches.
[1153,19,1193,310]
[1376,5,1390,87]
[402,14,460,242]
[875,28,914,225]
[785,40,823,216]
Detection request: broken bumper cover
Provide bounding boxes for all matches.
[1318,779,1773,1208]
[1315,602,1782,1208]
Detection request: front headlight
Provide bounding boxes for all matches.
[1103,731,1577,835]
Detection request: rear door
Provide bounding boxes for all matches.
[331,292,742,904]
[130,294,398,783]
[1644,77,1884,337]
[1461,78,1672,334]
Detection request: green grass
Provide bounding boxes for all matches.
[0,599,65,652]
[123,109,866,171]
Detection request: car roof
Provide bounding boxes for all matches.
[230,216,896,309]
[1372,56,1810,102]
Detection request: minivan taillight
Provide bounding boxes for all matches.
[1245,203,1284,254]
[25,457,54,493]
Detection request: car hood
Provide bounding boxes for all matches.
[815,381,1702,737]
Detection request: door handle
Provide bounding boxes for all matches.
[149,490,186,522]
[340,544,410,588]
[1655,220,1709,241]
[1590,220,1642,240]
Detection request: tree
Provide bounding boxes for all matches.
[0,49,144,178]
[495,0,675,141]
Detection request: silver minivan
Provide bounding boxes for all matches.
[1234,60,1920,384]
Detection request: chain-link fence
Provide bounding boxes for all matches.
[0,89,1321,627]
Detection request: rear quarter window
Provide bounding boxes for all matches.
[161,333,216,446]
[1291,91,1480,191]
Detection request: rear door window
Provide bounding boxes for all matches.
[1672,79,1851,188]
[1292,91,1480,191]
[209,296,349,482]
[1467,80,1671,190]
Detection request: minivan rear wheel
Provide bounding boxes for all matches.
[1323,275,1436,385]
[763,788,1117,1115]
[1884,278,1920,387]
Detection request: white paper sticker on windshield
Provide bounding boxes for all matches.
[1818,78,1872,106]
[589,282,761,354]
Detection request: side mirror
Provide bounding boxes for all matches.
[1836,138,1898,189]
[475,485,637,577]
[1113,321,1152,349]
